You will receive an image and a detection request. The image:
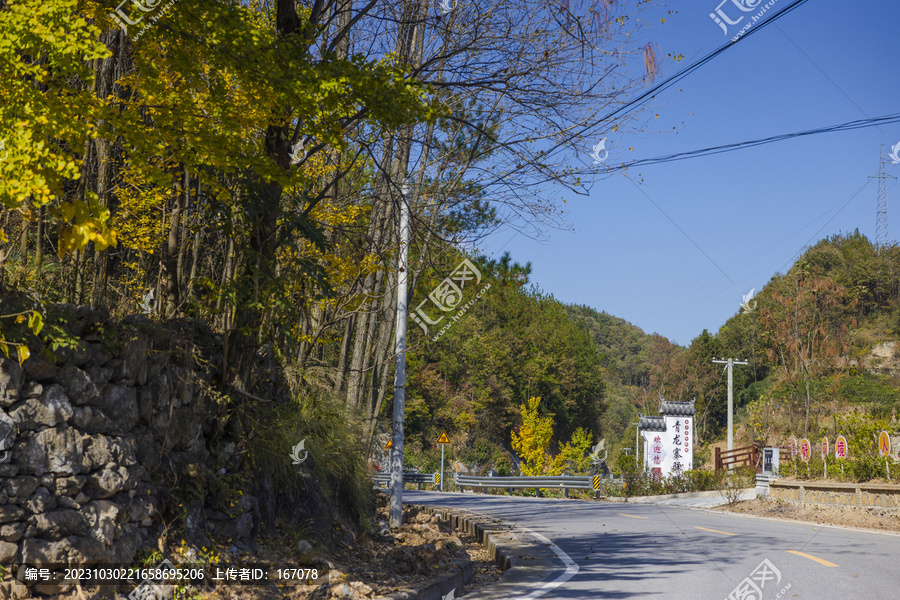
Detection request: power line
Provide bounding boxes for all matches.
[774,24,887,134]
[627,177,736,284]
[602,113,900,172]
[595,0,812,130]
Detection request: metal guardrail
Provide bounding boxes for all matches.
[372,471,622,496]
[372,471,440,490]
[455,474,620,497]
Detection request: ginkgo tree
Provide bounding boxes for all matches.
[0,0,117,360]
[511,397,555,476]
[1,0,437,377]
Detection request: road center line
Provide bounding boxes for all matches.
[694,526,737,536]
[617,513,649,519]
[787,550,838,567]
[518,526,579,600]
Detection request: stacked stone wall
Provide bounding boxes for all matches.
[0,306,255,598]
[769,479,900,510]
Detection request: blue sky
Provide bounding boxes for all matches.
[478,0,900,347]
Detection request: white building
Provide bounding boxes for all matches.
[639,400,695,476]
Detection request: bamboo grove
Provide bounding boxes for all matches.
[0,0,665,443]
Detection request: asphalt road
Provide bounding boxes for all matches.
[403,490,900,600]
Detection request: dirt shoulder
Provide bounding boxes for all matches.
[195,495,502,600]
[715,496,900,533]
[51,495,501,600]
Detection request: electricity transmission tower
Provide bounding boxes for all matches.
[872,144,895,252]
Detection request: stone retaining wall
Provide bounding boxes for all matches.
[769,480,900,509]
[0,305,257,598]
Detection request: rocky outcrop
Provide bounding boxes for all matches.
[863,341,900,376]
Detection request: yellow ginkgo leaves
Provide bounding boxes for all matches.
[0,309,43,365]
[50,196,117,257]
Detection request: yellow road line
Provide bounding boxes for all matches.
[787,550,838,567]
[694,526,737,536]
[617,513,649,519]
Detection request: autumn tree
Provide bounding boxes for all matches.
[511,396,555,476]
[760,266,857,435]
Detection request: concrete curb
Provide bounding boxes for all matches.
[404,504,566,600]
[705,502,900,537]
[389,560,473,600]
[602,487,755,503]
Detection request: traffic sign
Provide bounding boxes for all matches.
[835,435,848,460]
[821,437,829,460]
[879,431,891,457]
[592,475,601,490]
[436,430,451,492]
[799,438,811,463]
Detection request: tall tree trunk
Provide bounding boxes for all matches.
[224,0,302,388]
[188,221,202,301]
[16,218,28,285]
[91,134,114,309]
[75,249,87,304]
[164,167,186,318]
[34,205,44,285]
[345,193,393,408]
[333,314,354,393]
[177,173,191,296]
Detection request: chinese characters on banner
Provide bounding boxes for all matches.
[835,435,848,460]
[641,417,694,476]
[799,438,811,463]
[639,402,696,476]
[650,435,665,468]
[666,416,694,474]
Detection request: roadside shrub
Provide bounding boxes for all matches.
[617,453,729,497]
[780,412,898,482]
[834,412,896,482]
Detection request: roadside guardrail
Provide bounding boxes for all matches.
[372,471,440,490]
[455,474,621,498]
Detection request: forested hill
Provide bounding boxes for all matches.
[400,254,606,476]
[699,230,900,443]
[564,304,686,464]
[565,305,660,389]
[571,231,900,464]
[563,231,900,464]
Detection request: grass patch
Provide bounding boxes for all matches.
[247,388,374,532]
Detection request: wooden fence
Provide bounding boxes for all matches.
[716,444,800,472]
[714,444,760,471]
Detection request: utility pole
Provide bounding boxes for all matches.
[712,357,747,467]
[634,422,640,469]
[389,180,410,529]
[871,144,896,252]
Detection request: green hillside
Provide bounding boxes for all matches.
[612,231,900,477]
[714,231,900,443]
[400,254,606,476]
